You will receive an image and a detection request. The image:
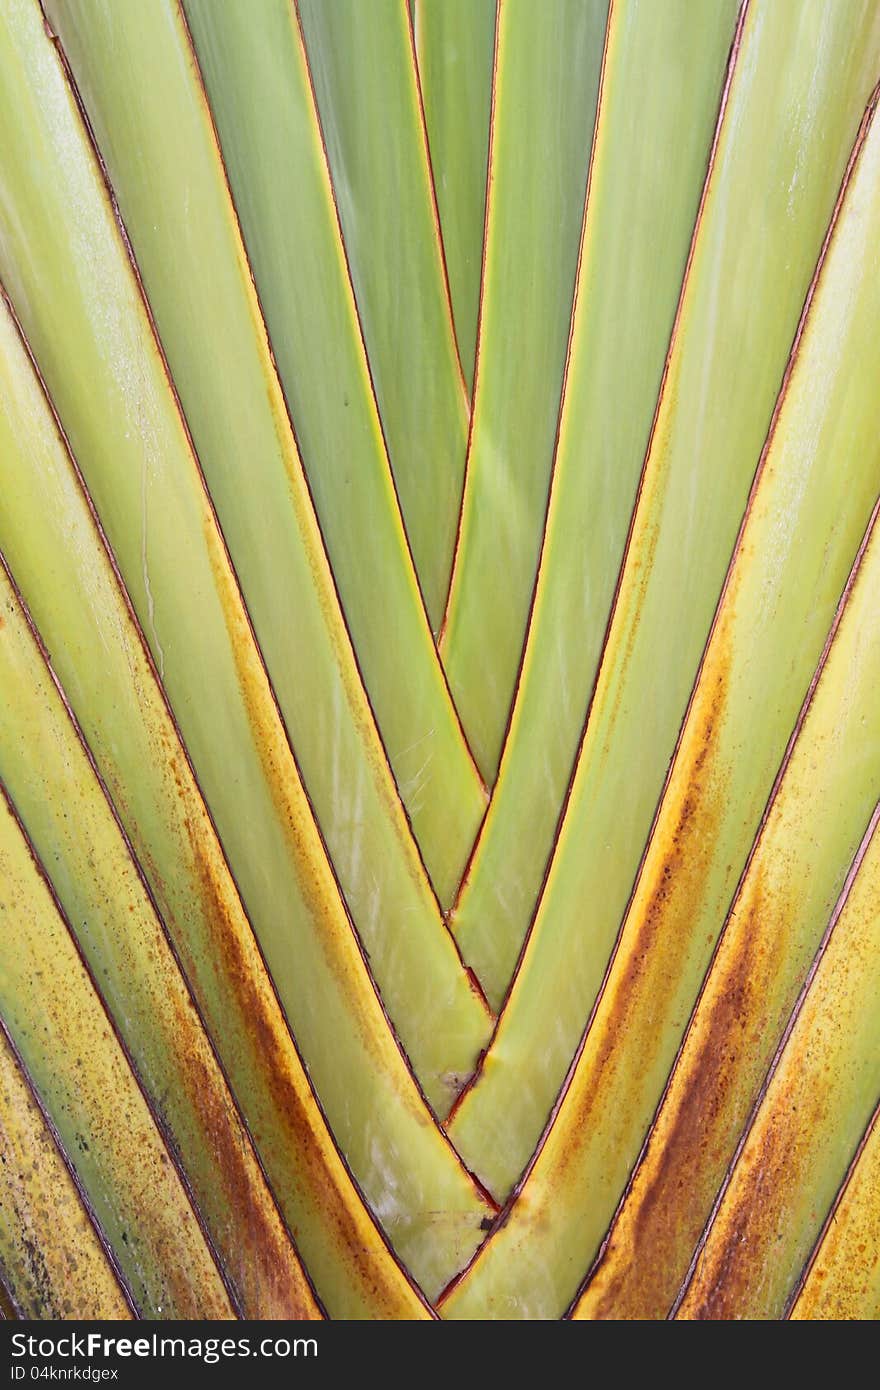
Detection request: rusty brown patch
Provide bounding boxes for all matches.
[162,976,317,1319]
[488,642,736,1301]
[584,866,790,1317]
[175,797,421,1316]
[678,1074,828,1318]
[92,656,420,1314]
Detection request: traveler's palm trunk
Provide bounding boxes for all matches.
[0,0,877,1320]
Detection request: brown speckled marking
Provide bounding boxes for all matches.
[580,864,799,1318]
[161,984,319,1320]
[0,552,319,1316]
[441,652,734,1311]
[567,87,880,1321]
[680,1069,830,1319]
[0,1024,133,1319]
[0,370,426,1315]
[676,803,880,1319]
[179,800,434,1315]
[789,1097,880,1320]
[565,662,728,1142]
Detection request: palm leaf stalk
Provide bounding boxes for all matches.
[0,0,877,1321]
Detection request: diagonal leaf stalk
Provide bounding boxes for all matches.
[0,788,237,1320]
[449,0,742,1003]
[446,0,880,1187]
[674,804,880,1319]
[0,299,432,1319]
[413,0,496,395]
[447,487,880,1318]
[297,0,469,626]
[42,0,491,1051]
[0,0,493,1300]
[439,0,609,782]
[573,504,880,1318]
[788,1094,880,1320]
[0,291,473,1310]
[0,1024,134,1320]
[0,562,321,1320]
[442,80,880,1317]
[182,0,487,902]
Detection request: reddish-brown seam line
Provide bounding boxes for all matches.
[669,795,880,1318]
[41,5,483,1161]
[403,0,469,403]
[0,268,433,1311]
[445,0,616,921]
[174,0,492,1011]
[436,0,501,653]
[292,0,485,783]
[0,544,326,1319]
[443,0,751,1117]
[0,781,242,1318]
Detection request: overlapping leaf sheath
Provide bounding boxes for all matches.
[298,0,468,625]
[0,319,464,1316]
[450,0,741,1002]
[439,0,609,780]
[183,0,485,903]
[789,1099,880,1321]
[42,0,490,1105]
[0,1026,132,1320]
[447,0,880,1195]
[442,79,880,1317]
[0,790,236,1319]
[413,0,495,394]
[0,300,431,1319]
[0,0,491,1302]
[1,0,878,1323]
[675,807,880,1320]
[0,566,320,1319]
[574,515,880,1318]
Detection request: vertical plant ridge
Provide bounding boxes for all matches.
[442,0,618,931]
[436,0,501,651]
[445,0,752,1102]
[412,0,495,396]
[403,0,469,405]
